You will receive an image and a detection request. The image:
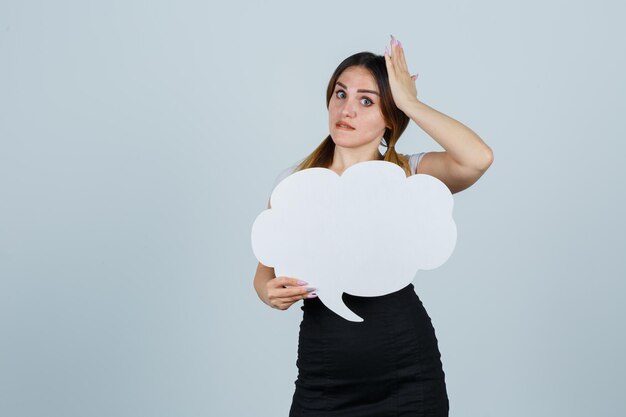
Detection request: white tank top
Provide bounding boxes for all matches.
[271,152,427,191]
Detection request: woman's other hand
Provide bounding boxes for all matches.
[384,34,419,112]
[263,276,317,310]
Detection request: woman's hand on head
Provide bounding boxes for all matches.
[263,276,317,310]
[384,34,419,112]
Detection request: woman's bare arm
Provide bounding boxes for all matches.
[254,261,276,306]
[253,199,275,305]
[405,100,493,194]
[385,39,493,194]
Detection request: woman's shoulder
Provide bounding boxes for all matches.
[401,152,427,175]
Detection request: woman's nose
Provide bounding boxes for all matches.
[342,101,356,118]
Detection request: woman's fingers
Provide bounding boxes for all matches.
[281,286,316,298]
[270,279,314,296]
[390,36,399,67]
[274,292,316,310]
[397,43,408,72]
[267,280,315,297]
[287,292,315,302]
[384,46,394,73]
[392,36,408,73]
[274,276,307,288]
[264,276,318,310]
[388,35,410,74]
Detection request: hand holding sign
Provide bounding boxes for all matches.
[251,160,456,322]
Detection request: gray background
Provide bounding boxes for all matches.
[1,0,624,416]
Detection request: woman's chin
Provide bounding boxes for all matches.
[331,136,377,149]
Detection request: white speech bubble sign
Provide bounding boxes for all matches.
[251,160,457,322]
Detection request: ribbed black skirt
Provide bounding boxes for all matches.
[289,283,449,417]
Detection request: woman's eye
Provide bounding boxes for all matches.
[335,90,373,106]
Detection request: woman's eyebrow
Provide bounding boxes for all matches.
[335,81,380,96]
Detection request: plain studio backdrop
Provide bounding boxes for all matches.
[1,1,624,416]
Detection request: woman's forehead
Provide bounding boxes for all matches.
[337,67,378,91]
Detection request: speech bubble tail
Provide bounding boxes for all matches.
[320,292,364,322]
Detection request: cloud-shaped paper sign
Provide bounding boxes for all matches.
[251,160,456,322]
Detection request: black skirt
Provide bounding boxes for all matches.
[289,283,449,417]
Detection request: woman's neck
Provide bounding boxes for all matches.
[329,147,383,174]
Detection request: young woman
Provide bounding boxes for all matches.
[253,35,493,417]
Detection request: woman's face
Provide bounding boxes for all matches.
[328,66,389,150]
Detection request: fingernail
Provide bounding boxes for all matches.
[385,46,389,56]
[306,287,316,293]
[306,293,318,298]
[297,280,308,285]
[398,40,402,48]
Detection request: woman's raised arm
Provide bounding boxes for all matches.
[385,35,493,194]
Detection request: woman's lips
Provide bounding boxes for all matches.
[336,122,355,130]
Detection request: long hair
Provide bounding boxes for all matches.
[293,51,412,176]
